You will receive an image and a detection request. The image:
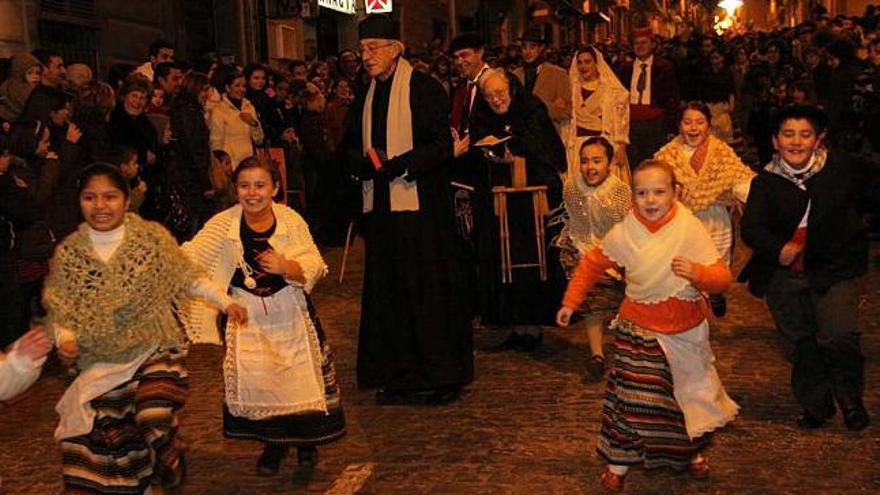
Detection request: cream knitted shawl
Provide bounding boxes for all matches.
[43,214,202,371]
[602,204,720,304]
[181,202,328,345]
[654,135,755,213]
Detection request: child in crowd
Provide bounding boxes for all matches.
[207,149,236,212]
[558,137,631,381]
[557,160,739,492]
[147,87,165,114]
[113,145,147,212]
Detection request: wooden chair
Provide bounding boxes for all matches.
[492,156,549,283]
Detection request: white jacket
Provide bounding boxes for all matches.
[208,94,265,168]
[181,202,327,344]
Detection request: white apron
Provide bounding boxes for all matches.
[224,285,327,420]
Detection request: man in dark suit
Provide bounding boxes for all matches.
[449,33,490,143]
[617,27,680,168]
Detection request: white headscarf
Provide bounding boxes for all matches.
[565,47,631,186]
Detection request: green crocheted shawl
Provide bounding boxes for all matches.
[43,214,202,371]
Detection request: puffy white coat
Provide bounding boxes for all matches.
[208,94,265,168]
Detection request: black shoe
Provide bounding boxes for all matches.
[841,402,870,431]
[297,446,318,467]
[160,454,187,490]
[709,294,727,317]
[796,413,827,429]
[375,389,400,405]
[496,332,525,351]
[516,333,543,352]
[376,389,425,405]
[585,355,606,382]
[257,444,288,475]
[424,386,461,405]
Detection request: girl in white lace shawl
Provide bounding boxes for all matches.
[567,46,632,186]
[559,137,631,381]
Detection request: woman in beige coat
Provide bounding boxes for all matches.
[208,71,264,169]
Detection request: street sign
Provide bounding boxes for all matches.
[318,0,356,14]
[366,0,392,14]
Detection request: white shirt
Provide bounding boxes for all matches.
[133,61,154,82]
[468,64,491,112]
[629,55,654,105]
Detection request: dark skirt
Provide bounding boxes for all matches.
[223,299,345,446]
[598,321,709,470]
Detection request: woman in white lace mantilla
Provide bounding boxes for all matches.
[567,46,632,185]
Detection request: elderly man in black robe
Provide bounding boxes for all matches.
[342,15,473,405]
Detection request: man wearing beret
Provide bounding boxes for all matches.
[342,15,473,405]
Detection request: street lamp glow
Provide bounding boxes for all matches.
[719,0,743,17]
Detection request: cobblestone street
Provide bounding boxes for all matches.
[1,240,878,495]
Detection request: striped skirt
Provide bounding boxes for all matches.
[61,350,188,494]
[597,321,708,470]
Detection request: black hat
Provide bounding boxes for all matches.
[519,26,547,44]
[449,32,485,54]
[359,14,400,40]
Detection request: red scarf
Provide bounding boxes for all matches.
[689,138,710,174]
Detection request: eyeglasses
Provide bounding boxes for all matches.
[484,90,509,103]
[358,42,395,56]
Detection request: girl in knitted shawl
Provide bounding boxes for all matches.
[182,156,345,475]
[557,160,739,492]
[558,137,631,381]
[44,164,247,494]
[653,102,755,316]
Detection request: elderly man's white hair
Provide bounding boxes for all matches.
[477,68,508,93]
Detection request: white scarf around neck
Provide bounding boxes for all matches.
[361,57,419,213]
[601,203,721,303]
[765,147,827,191]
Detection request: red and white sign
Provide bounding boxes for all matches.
[366,0,392,14]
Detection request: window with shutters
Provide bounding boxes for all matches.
[38,20,98,70]
[40,0,96,21]
[38,0,99,70]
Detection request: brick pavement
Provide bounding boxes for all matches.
[1,241,878,495]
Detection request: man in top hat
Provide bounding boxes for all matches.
[448,32,492,193]
[449,33,491,152]
[616,26,679,168]
[342,14,474,405]
[513,26,571,139]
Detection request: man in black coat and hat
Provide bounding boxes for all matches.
[342,15,473,405]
